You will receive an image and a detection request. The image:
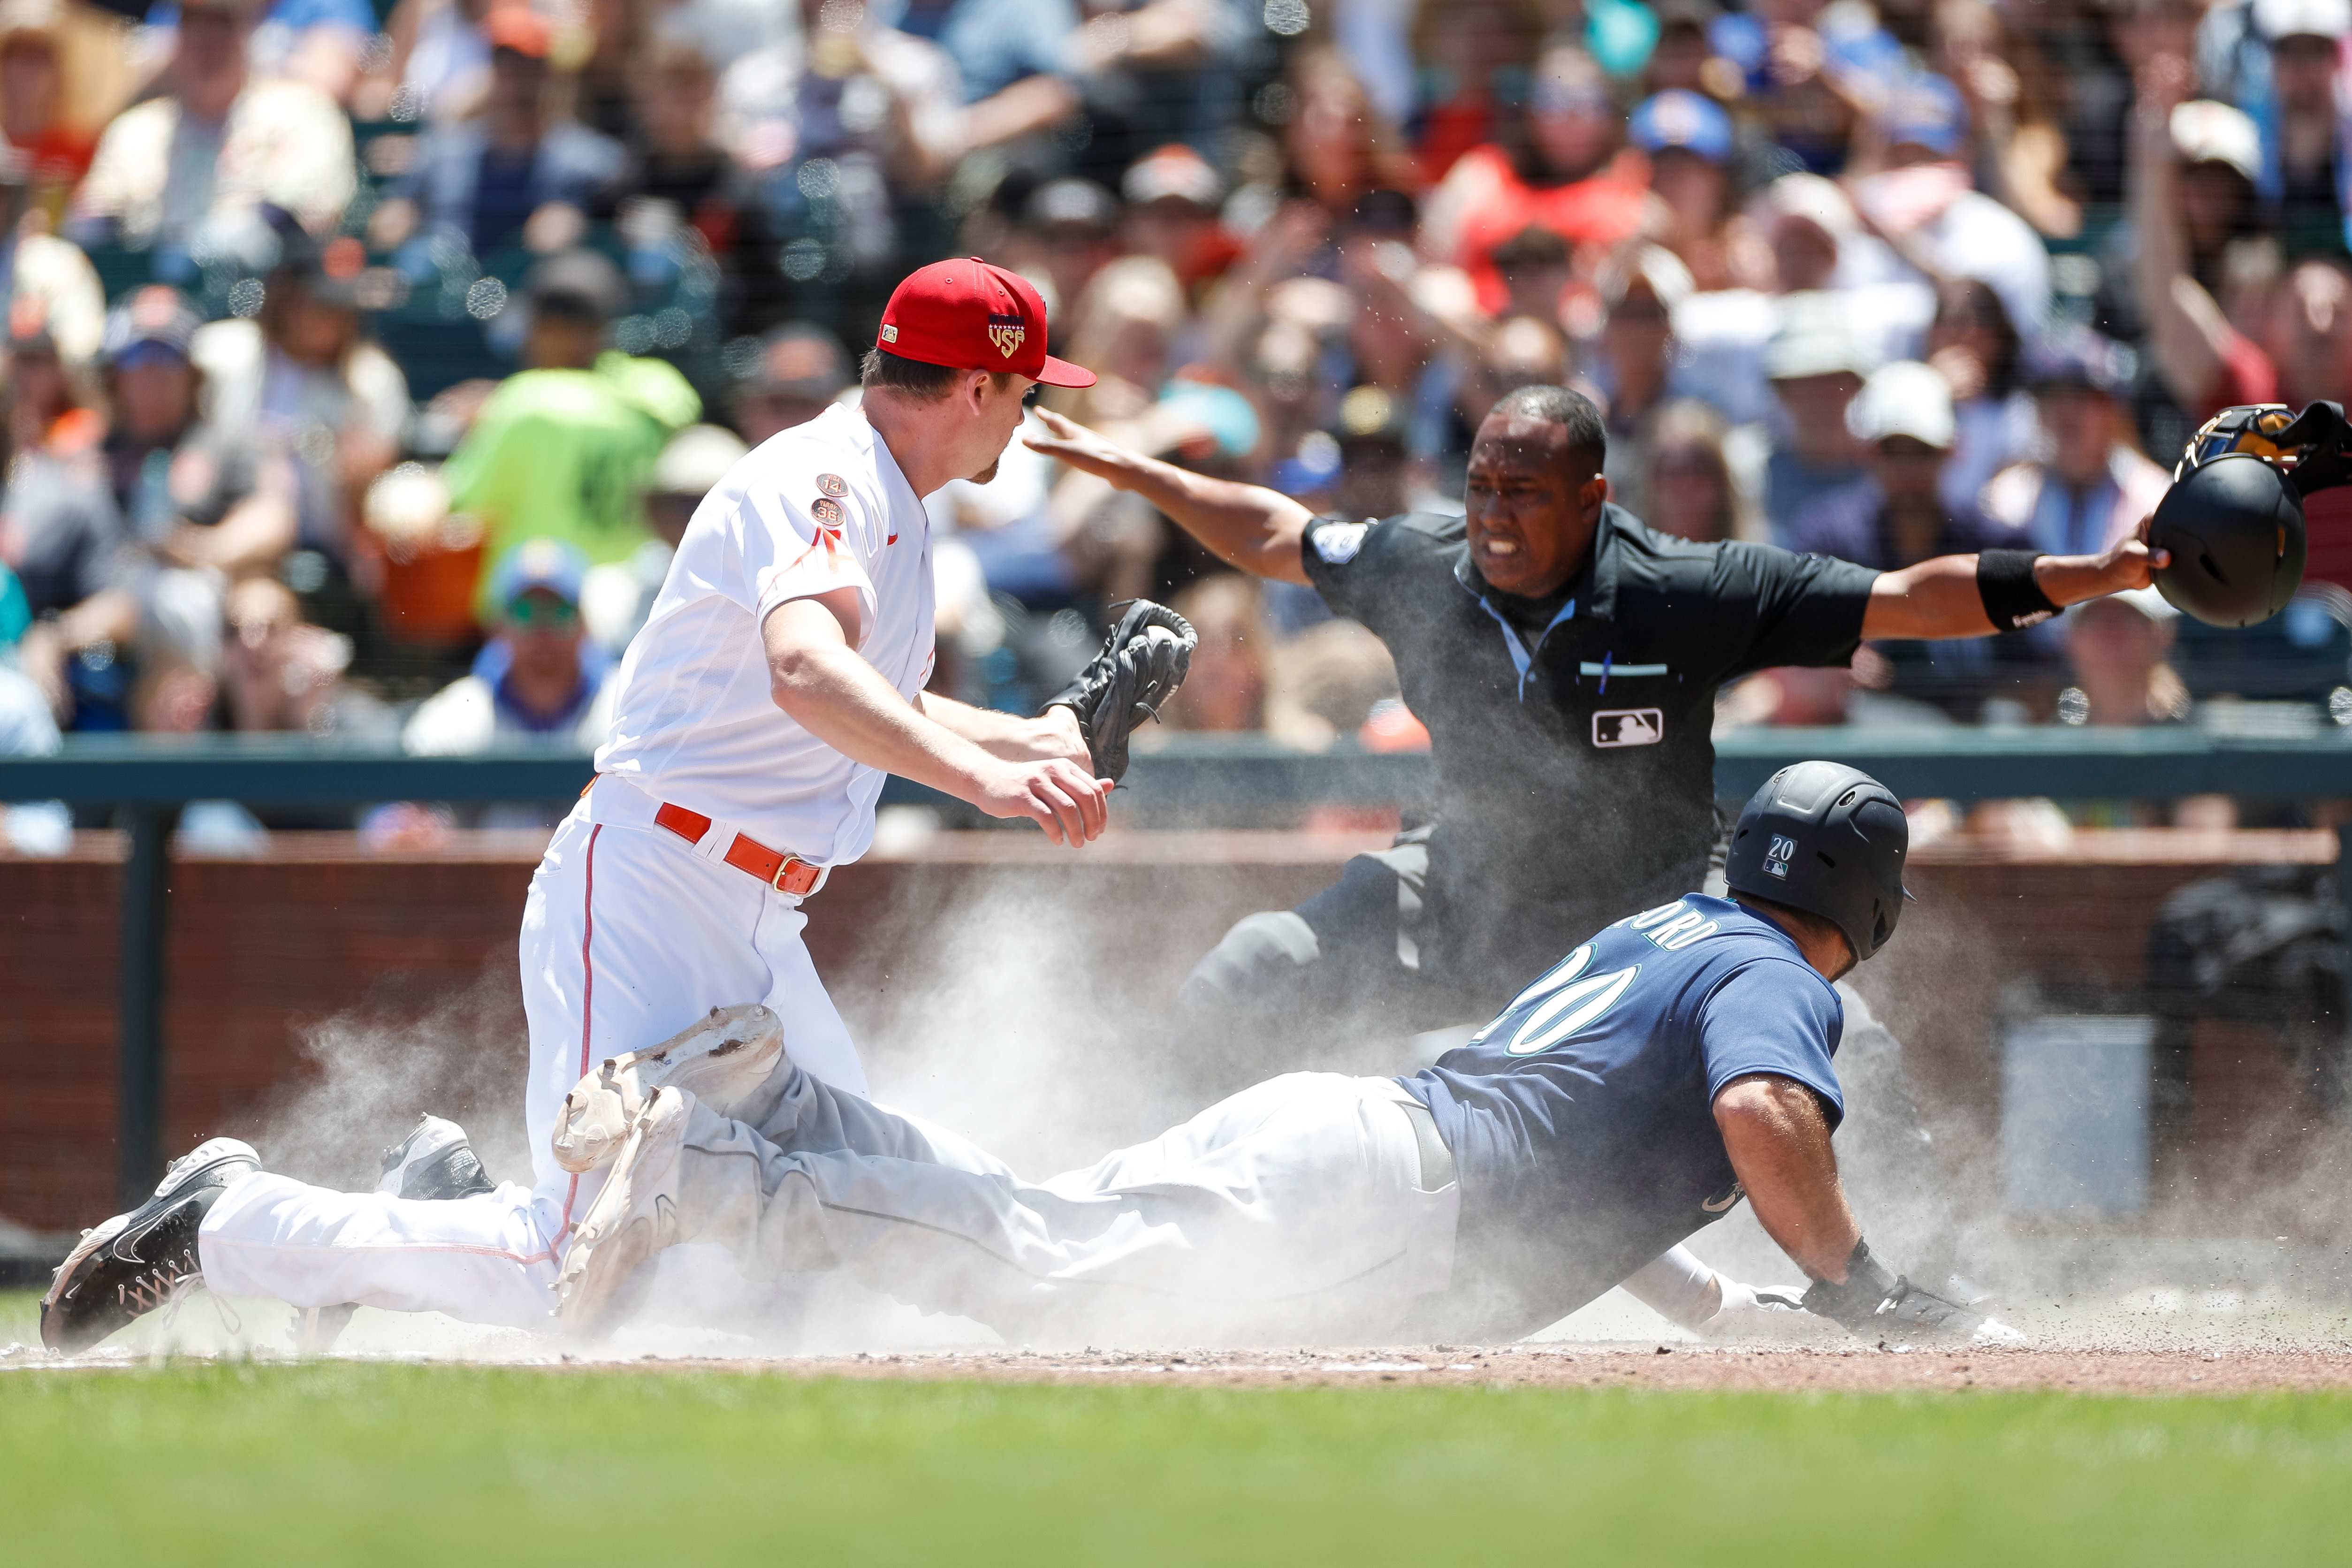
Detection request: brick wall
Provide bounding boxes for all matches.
[2,830,2333,1234]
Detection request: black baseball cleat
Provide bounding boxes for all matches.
[39,1137,262,1354]
[377,1115,496,1202]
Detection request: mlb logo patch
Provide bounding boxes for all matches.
[1765,833,1796,879]
[987,313,1026,358]
[1311,521,1368,564]
[1591,708,1663,747]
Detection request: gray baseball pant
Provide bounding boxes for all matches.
[659,1063,1463,1345]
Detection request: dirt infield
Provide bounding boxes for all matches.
[478,1344,2352,1395]
[13,1332,2352,1394]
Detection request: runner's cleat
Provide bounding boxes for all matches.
[377,1115,496,1201]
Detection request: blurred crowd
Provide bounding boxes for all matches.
[4,0,2352,844]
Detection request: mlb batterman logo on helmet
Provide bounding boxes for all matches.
[1724,761,1913,962]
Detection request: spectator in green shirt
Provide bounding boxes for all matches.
[443,249,700,620]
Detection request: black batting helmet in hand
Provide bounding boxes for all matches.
[1725,761,1913,963]
[2146,402,2337,627]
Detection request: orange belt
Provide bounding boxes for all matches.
[652,801,824,896]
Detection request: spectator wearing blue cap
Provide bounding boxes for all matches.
[1629,88,1742,292]
[1706,0,1903,176]
[1979,327,2170,562]
[402,537,618,758]
[1846,73,2051,340]
[95,285,291,696]
[1081,373,1268,610]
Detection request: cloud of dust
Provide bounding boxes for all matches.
[195,854,2352,1362]
[246,965,532,1195]
[213,859,1270,1358]
[846,866,1208,1177]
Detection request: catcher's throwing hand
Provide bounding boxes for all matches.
[975,755,1112,845]
[1044,599,1198,784]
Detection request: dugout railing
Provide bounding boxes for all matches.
[5,727,2351,1208]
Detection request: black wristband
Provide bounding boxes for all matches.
[1977,549,2060,631]
[1799,1238,1900,1330]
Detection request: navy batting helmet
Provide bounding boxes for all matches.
[1725,761,1912,963]
[2148,403,2331,628]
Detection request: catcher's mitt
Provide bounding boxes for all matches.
[1043,600,1196,783]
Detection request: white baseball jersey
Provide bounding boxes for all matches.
[595,402,936,864]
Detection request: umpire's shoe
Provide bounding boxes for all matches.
[553,1086,693,1332]
[40,1138,261,1354]
[551,1003,782,1175]
[377,1115,497,1201]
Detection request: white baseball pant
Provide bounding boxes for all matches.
[646,1064,1462,1345]
[197,781,867,1326]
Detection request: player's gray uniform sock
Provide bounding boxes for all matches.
[660,1065,1460,1344]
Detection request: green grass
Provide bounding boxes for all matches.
[4,1356,2351,1567]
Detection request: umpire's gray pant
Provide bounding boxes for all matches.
[662,1064,1462,1346]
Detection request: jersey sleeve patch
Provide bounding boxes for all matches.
[1311,521,1370,564]
[816,473,847,497]
[743,482,882,643]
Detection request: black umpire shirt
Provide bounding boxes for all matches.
[1301,503,1880,996]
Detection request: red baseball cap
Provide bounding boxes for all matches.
[875,257,1096,389]
[483,2,553,57]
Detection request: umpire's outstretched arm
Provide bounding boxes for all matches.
[1026,408,1317,584]
[1031,403,2175,630]
[1860,533,2171,640]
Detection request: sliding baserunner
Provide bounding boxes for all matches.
[550,763,2021,1349]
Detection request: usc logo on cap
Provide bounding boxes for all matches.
[986,313,1026,359]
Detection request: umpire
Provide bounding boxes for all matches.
[1027,387,2165,1050]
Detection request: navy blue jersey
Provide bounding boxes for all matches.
[1398,894,1846,1339]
